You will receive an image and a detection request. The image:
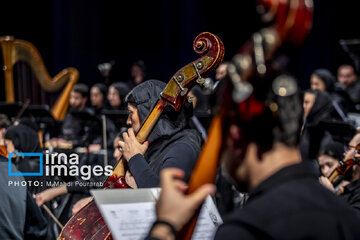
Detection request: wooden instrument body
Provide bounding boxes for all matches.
[58,32,224,240]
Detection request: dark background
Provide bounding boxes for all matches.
[1,0,360,95]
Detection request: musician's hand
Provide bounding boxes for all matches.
[55,138,73,149]
[72,197,93,215]
[152,168,215,235]
[118,128,149,161]
[125,171,138,189]
[337,180,350,195]
[88,144,101,153]
[34,185,68,207]
[319,176,335,193]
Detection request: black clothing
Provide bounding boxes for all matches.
[313,69,352,114]
[129,140,198,188]
[313,69,336,92]
[215,162,360,240]
[4,124,41,153]
[215,167,242,217]
[108,81,131,110]
[61,107,100,147]
[0,155,47,240]
[340,179,360,212]
[346,80,360,111]
[4,124,47,194]
[0,156,26,240]
[126,80,201,187]
[300,91,336,162]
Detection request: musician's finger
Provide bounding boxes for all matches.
[118,141,125,149]
[128,128,136,138]
[160,168,185,188]
[187,184,216,208]
[173,179,188,193]
[122,131,129,141]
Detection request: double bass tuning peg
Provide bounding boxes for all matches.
[193,62,206,86]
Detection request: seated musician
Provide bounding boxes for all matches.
[118,80,202,188]
[317,140,351,194]
[107,81,130,110]
[90,83,107,115]
[147,75,360,239]
[0,152,48,240]
[71,130,130,215]
[317,141,345,178]
[88,82,118,153]
[4,124,49,194]
[319,132,360,211]
[50,83,97,148]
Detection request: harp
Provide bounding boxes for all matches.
[0,36,79,120]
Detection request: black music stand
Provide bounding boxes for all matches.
[320,119,357,144]
[25,104,57,125]
[100,109,128,131]
[21,104,60,143]
[339,39,360,72]
[70,109,102,146]
[0,101,23,122]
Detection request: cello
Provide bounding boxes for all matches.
[58,32,225,239]
[178,0,313,239]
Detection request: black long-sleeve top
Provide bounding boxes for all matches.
[214,162,360,240]
[128,142,198,188]
[340,179,360,212]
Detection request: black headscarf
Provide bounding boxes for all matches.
[318,140,345,162]
[312,69,336,92]
[125,79,193,143]
[4,124,44,193]
[300,90,335,162]
[4,124,41,153]
[125,80,201,174]
[92,83,107,98]
[110,82,131,106]
[305,90,334,126]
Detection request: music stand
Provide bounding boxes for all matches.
[320,119,357,144]
[25,105,57,125]
[70,109,102,146]
[0,101,23,122]
[70,109,101,125]
[339,39,360,72]
[100,109,128,131]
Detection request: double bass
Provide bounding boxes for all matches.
[178,0,313,239]
[58,32,225,239]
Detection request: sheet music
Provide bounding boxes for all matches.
[192,196,223,239]
[92,188,222,240]
[100,202,156,240]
